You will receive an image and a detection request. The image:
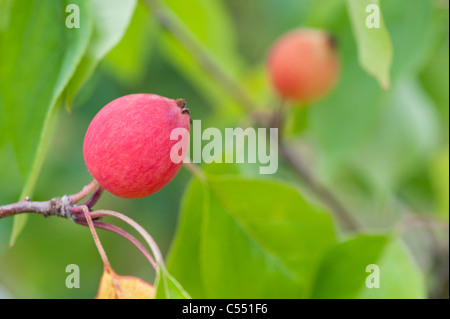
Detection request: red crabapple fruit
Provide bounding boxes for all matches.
[83,94,191,199]
[267,29,340,103]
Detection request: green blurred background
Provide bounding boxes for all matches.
[0,0,448,298]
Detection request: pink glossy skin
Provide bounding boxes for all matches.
[267,29,340,103]
[83,94,191,199]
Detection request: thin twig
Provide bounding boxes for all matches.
[269,99,288,130]
[90,210,165,267]
[76,219,157,271]
[398,213,449,232]
[394,199,449,298]
[81,205,110,267]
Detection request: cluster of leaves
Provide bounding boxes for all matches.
[0,0,448,298]
[167,170,425,298]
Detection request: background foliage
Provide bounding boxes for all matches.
[0,0,448,298]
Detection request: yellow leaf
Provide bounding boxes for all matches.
[96,265,155,299]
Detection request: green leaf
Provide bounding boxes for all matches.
[0,0,92,244]
[168,176,336,298]
[0,143,22,202]
[307,5,386,177]
[430,149,449,220]
[308,54,384,177]
[156,0,244,108]
[349,78,439,191]
[311,235,426,298]
[162,0,241,74]
[154,266,191,299]
[166,179,207,298]
[9,101,60,245]
[285,107,309,136]
[359,239,426,299]
[311,235,388,298]
[347,0,393,89]
[309,0,436,180]
[383,0,436,81]
[306,0,346,29]
[103,1,156,85]
[0,0,13,31]
[65,0,137,108]
[421,38,449,138]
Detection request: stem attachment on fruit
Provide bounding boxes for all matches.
[68,180,99,203]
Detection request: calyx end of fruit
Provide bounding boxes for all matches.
[327,34,337,49]
[176,98,191,117]
[176,98,186,109]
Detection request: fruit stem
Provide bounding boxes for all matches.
[183,162,206,180]
[68,179,99,203]
[80,205,111,267]
[82,186,104,209]
[76,219,158,271]
[270,98,288,130]
[89,210,165,267]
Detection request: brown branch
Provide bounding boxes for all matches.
[0,180,100,220]
[0,197,70,219]
[0,181,161,273]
